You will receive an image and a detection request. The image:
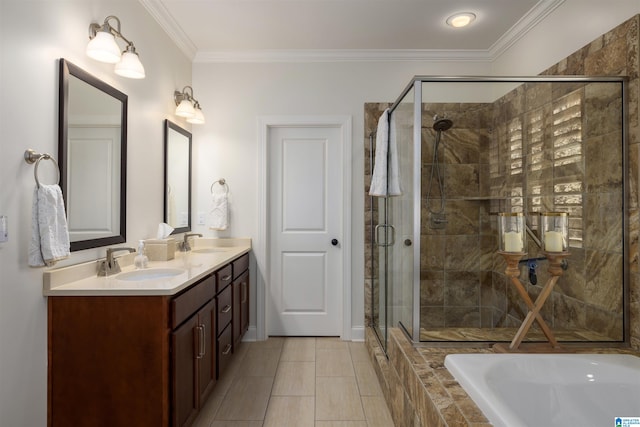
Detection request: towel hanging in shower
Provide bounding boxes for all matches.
[369,108,401,197]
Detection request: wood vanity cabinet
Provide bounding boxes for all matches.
[171,275,216,427]
[47,253,250,427]
[233,253,250,349]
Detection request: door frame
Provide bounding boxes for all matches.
[257,115,352,341]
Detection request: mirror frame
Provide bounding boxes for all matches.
[163,120,192,234]
[58,58,127,251]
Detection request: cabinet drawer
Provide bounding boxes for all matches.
[216,264,233,294]
[216,284,232,335]
[232,253,249,279]
[217,324,233,378]
[172,275,215,329]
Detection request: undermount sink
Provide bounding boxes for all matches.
[116,268,185,281]
[191,248,229,253]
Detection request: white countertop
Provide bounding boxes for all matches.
[43,238,251,296]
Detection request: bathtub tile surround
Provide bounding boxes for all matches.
[366,327,640,427]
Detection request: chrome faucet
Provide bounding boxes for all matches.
[98,247,136,276]
[179,233,203,252]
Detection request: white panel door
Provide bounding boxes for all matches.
[67,126,120,242]
[268,125,342,336]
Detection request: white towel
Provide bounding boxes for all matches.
[209,192,229,230]
[369,108,402,197]
[29,184,70,267]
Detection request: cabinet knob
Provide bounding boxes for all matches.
[331,239,339,246]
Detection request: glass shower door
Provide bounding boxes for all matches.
[371,84,418,352]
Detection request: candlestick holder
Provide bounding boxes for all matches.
[497,250,570,351]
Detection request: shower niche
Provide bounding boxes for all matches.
[365,76,627,349]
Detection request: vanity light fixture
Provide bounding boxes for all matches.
[86,15,146,79]
[446,12,476,28]
[174,86,206,124]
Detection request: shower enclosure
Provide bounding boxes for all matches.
[367,76,628,351]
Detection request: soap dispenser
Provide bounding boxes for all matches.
[134,240,149,269]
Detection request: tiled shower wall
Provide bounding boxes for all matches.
[419,104,494,330]
[364,15,640,349]
[489,81,624,339]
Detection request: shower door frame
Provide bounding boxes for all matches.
[379,75,629,347]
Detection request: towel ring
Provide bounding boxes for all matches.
[211,178,229,195]
[24,149,60,189]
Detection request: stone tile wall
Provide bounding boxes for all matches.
[364,15,640,349]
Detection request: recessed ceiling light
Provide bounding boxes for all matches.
[446,12,476,28]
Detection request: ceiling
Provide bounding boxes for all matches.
[139,0,565,62]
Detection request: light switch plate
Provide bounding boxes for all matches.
[197,212,206,225]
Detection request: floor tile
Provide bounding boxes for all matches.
[348,342,370,362]
[193,337,394,427]
[317,348,355,377]
[315,422,368,427]
[210,422,263,427]
[238,347,281,377]
[316,376,365,421]
[280,337,316,361]
[354,361,383,396]
[362,396,395,427]
[215,376,274,420]
[272,361,315,396]
[263,396,315,427]
[316,337,349,350]
[250,337,285,350]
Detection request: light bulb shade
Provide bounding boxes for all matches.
[115,50,145,79]
[86,30,121,63]
[176,99,195,118]
[187,107,205,124]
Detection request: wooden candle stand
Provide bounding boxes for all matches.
[496,251,570,352]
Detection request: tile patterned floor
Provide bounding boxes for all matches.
[193,337,394,427]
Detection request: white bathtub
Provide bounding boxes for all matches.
[444,353,640,427]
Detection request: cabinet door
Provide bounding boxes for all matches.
[241,271,250,334]
[233,270,250,342]
[233,278,242,348]
[197,300,216,404]
[171,316,199,427]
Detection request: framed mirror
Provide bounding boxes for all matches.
[164,120,192,234]
[58,58,127,251]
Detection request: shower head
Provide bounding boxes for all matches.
[433,118,453,132]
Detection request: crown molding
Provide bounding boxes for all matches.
[489,0,565,58]
[194,49,493,63]
[140,0,564,64]
[138,0,197,60]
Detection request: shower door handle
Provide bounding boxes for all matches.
[374,224,396,247]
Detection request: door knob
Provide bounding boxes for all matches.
[331,239,339,246]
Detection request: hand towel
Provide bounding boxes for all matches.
[29,184,70,267]
[369,108,402,197]
[209,192,229,230]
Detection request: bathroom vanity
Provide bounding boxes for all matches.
[44,240,250,427]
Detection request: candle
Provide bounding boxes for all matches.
[504,231,523,252]
[544,230,564,252]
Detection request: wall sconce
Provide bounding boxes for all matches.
[86,15,145,79]
[174,86,205,124]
